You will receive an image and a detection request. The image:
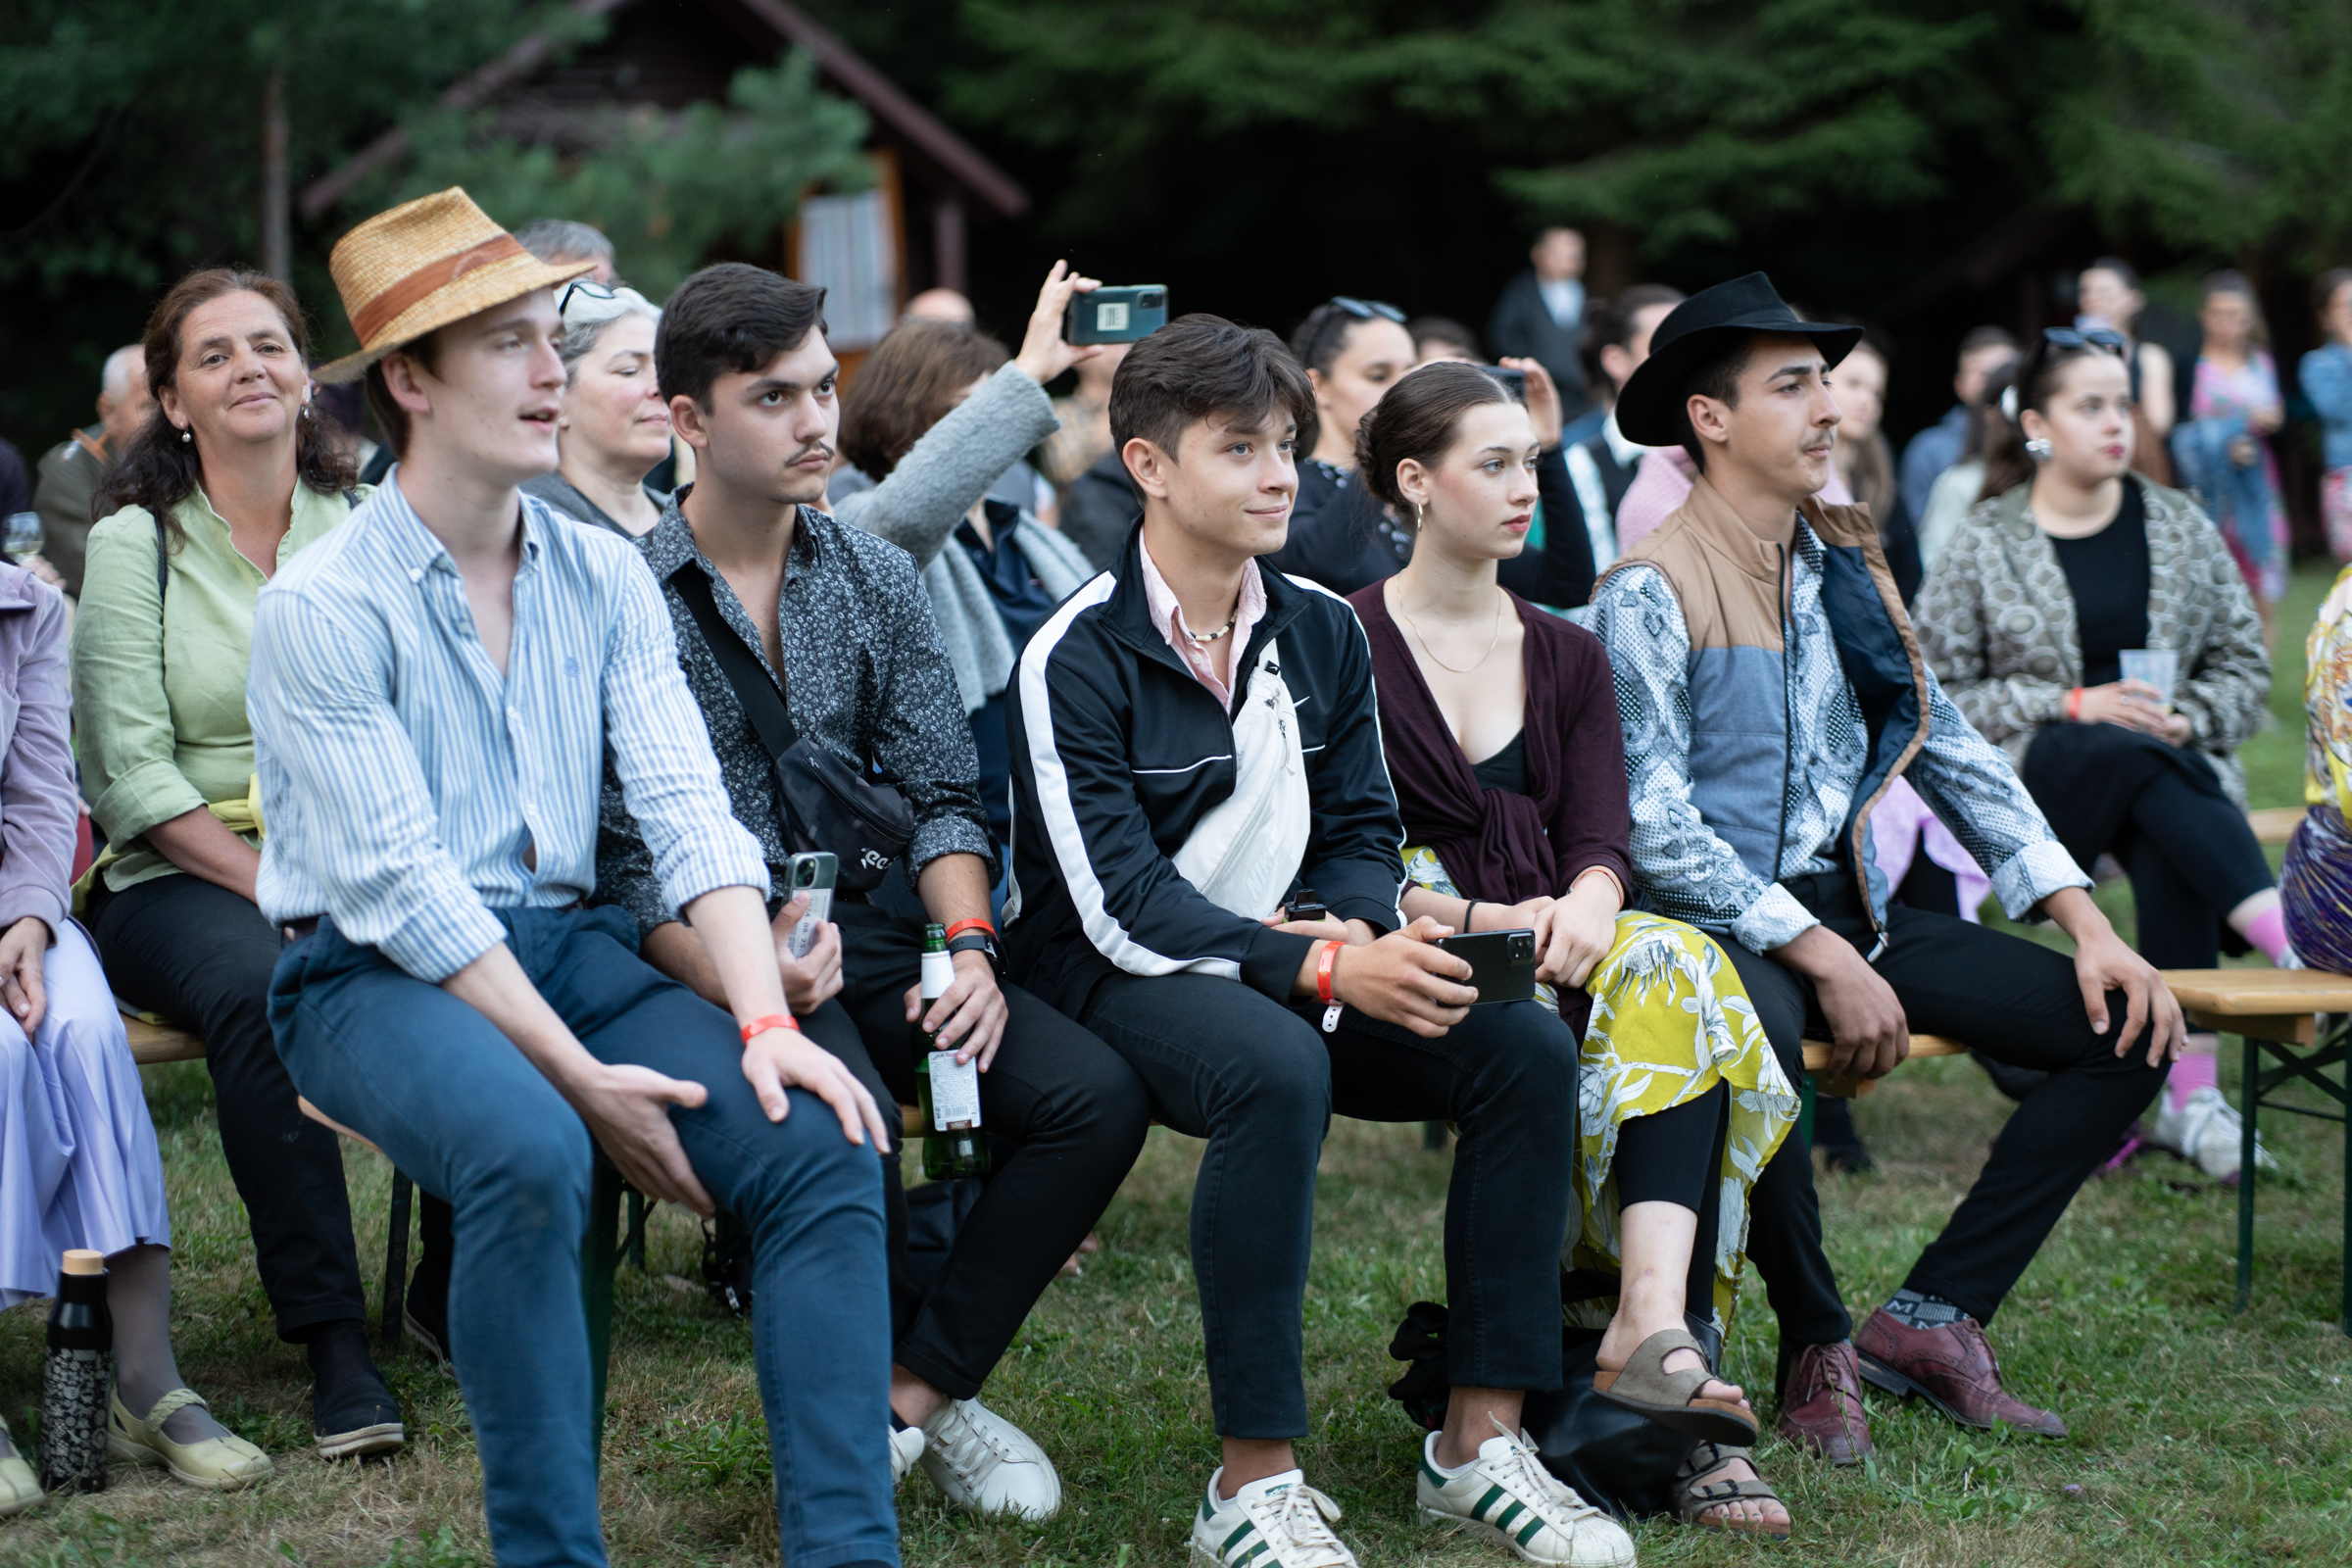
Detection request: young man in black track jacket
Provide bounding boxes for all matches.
[1005,317,1635,1568]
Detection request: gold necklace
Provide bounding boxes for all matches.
[1396,587,1504,674]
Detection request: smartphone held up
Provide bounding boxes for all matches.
[1066,285,1167,345]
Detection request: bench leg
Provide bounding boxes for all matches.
[625,1189,647,1271]
[2236,1033,2257,1313]
[383,1171,413,1350]
[583,1158,623,1476]
[1421,1120,1447,1152]
[1797,1072,1817,1152]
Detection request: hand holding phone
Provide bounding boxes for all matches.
[782,852,837,958]
[1433,928,1539,1004]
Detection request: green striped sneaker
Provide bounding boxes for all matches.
[1416,1425,1635,1567]
[1188,1467,1358,1568]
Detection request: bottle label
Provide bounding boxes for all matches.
[919,949,957,999]
[926,1051,982,1130]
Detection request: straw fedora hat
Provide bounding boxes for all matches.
[314,188,596,384]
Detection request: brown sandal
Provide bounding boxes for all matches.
[1673,1441,1791,1540]
[1592,1328,1759,1444]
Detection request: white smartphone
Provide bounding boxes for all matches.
[783,852,837,958]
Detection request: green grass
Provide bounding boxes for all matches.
[0,571,2347,1566]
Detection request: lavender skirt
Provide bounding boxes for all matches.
[0,919,170,1309]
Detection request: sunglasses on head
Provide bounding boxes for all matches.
[558,277,618,316]
[2040,325,2129,355]
[1329,296,1405,323]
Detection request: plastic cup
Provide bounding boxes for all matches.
[2119,649,2177,708]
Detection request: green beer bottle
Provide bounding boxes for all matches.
[912,923,992,1180]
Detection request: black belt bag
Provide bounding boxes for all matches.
[670,566,914,894]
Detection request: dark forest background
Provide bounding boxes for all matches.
[8,0,2352,503]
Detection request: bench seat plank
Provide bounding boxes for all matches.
[1801,1032,1964,1100]
[122,1011,205,1067]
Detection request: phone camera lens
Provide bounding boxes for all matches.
[1139,290,1164,309]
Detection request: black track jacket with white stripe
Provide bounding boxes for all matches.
[1004,524,1407,1018]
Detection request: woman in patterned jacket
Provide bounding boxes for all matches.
[1916,328,2278,1180]
[1348,363,1799,1539]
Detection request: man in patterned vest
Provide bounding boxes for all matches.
[1590,273,2182,1468]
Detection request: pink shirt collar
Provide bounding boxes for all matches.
[1137,537,1267,709]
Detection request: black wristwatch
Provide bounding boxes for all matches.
[945,927,1004,979]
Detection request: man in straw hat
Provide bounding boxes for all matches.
[248,188,902,1567]
[1588,273,2182,1494]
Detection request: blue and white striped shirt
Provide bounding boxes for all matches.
[248,475,768,981]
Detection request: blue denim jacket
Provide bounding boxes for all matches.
[2301,343,2352,469]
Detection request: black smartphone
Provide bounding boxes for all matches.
[1483,365,1529,401]
[1067,285,1168,345]
[1434,929,1538,1004]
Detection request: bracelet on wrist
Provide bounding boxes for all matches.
[943,916,997,944]
[740,1012,797,1043]
[1460,900,1481,934]
[1315,940,1343,1005]
[2066,687,2083,721]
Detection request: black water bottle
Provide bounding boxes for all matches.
[41,1249,111,1494]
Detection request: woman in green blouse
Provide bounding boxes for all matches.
[75,269,408,1463]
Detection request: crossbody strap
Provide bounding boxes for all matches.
[668,564,799,763]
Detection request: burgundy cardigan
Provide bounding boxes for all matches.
[1348,583,1635,912]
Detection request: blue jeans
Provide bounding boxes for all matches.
[270,906,897,1568]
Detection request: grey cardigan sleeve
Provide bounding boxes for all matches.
[833,364,1060,570]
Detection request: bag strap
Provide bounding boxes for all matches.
[668,564,799,763]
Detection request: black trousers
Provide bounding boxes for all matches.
[1078,971,1578,1440]
[1725,901,2165,1359]
[2024,723,2276,968]
[814,902,1150,1401]
[88,872,368,1340]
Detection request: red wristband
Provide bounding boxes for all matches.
[943,917,997,944]
[2066,687,2083,721]
[740,1012,798,1043]
[1316,940,1343,1005]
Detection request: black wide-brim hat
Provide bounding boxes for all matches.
[1614,271,1864,448]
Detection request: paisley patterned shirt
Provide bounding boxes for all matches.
[593,496,992,937]
[1594,519,2084,952]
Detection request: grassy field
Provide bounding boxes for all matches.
[0,570,2346,1566]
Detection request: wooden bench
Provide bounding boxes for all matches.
[2248,806,2308,848]
[2154,967,2352,1336]
[122,1009,205,1066]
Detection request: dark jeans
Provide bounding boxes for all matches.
[1724,901,2166,1363]
[270,907,896,1568]
[88,872,367,1341]
[1078,971,1577,1440]
[826,903,1150,1400]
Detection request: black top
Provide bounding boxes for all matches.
[1263,460,1414,596]
[1469,730,1528,796]
[2049,479,2150,687]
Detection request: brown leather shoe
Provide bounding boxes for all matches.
[1775,1340,1873,1465]
[1854,1307,2067,1438]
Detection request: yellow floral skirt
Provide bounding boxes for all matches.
[1402,847,1799,1334]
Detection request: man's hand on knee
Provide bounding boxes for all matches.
[2041,886,2185,1067]
[569,1062,715,1216]
[1772,924,1907,1079]
[743,1023,894,1147]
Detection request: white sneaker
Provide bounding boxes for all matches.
[918,1396,1062,1520]
[1417,1423,1636,1567]
[1190,1467,1358,1568]
[889,1421,925,1486]
[2147,1086,2277,1181]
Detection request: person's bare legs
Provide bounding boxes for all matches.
[891,1364,948,1427]
[1592,1201,1785,1531]
[107,1245,232,1444]
[1219,1437,1297,1494]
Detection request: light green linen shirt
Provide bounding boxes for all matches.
[73,483,360,891]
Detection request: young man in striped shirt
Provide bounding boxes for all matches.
[249,190,901,1568]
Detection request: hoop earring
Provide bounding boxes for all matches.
[2025,436,2054,462]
